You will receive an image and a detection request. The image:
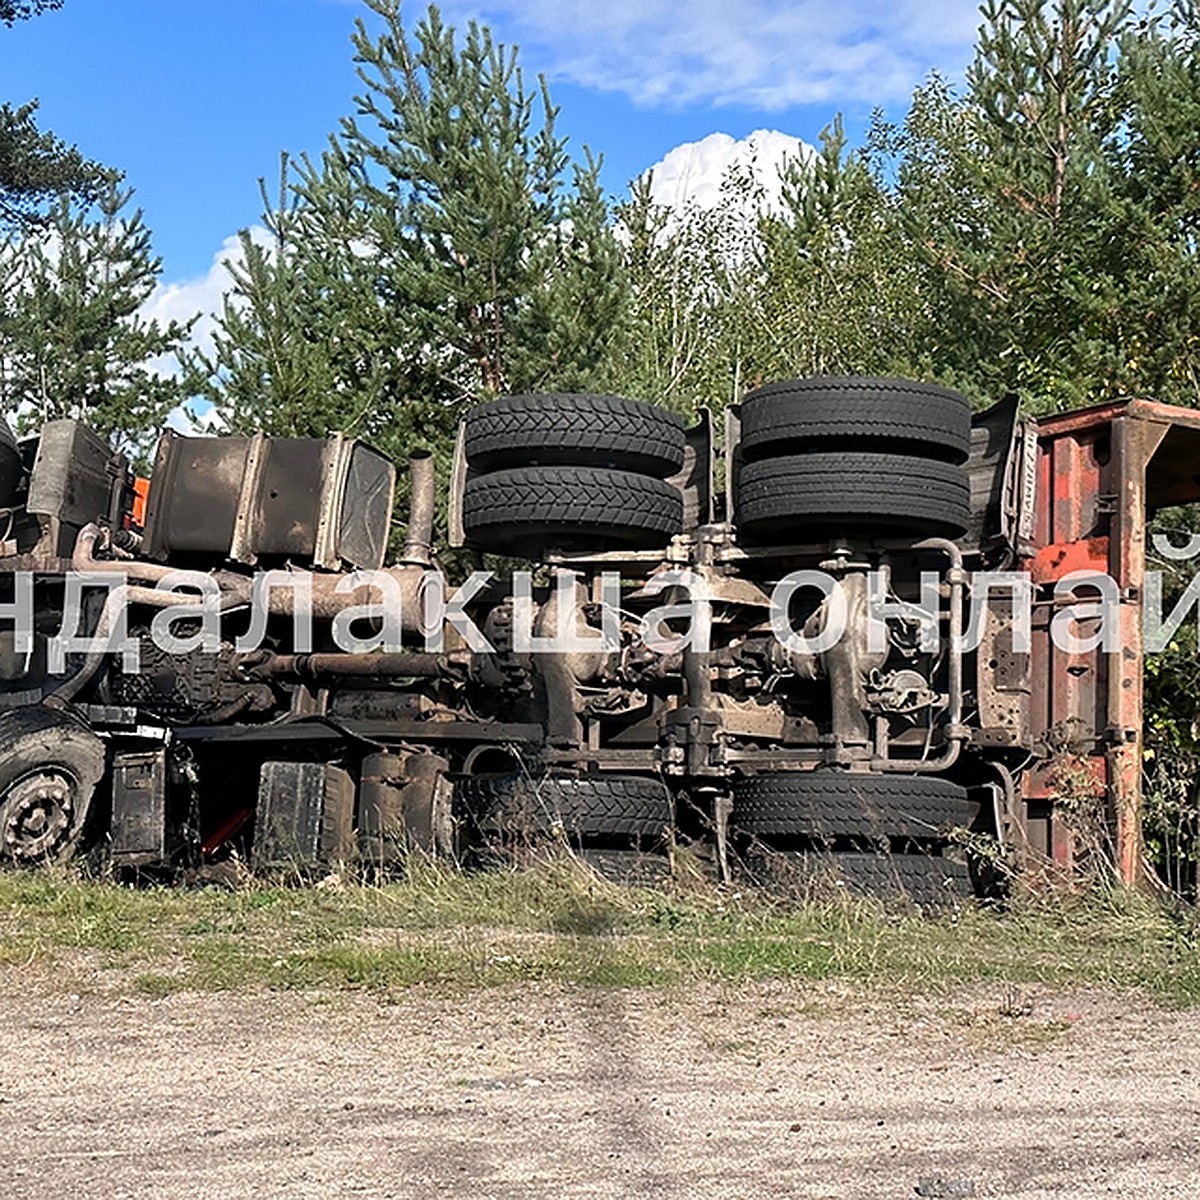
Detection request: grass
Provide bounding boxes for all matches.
[0,857,1198,1004]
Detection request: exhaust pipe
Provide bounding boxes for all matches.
[401,451,435,568]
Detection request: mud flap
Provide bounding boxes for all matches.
[253,761,355,869]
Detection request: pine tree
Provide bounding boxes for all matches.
[0,178,195,447]
[339,1,628,401]
[1106,0,1200,405]
[0,102,107,230]
[198,0,631,494]
[2,4,105,228]
[889,1,1136,409]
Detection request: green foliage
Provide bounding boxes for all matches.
[752,116,932,382]
[0,3,100,227]
[1107,1,1200,405]
[0,101,108,230]
[198,1,628,459]
[0,178,195,450]
[1143,506,1200,895]
[615,1,1200,418]
[341,1,627,399]
[614,173,757,417]
[869,2,1136,410]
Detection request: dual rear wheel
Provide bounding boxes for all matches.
[733,377,973,542]
[732,770,978,911]
[462,378,974,552]
[462,393,687,558]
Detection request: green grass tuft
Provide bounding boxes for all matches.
[0,862,1198,1003]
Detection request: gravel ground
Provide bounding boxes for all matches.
[0,980,1196,1199]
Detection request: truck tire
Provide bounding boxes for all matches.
[461,774,673,845]
[732,772,976,841]
[744,848,971,911]
[464,394,687,478]
[738,377,971,464]
[576,848,672,885]
[0,706,106,865]
[463,466,683,557]
[735,451,969,540]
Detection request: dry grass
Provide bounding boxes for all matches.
[0,857,1197,1005]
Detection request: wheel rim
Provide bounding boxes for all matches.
[1,769,77,863]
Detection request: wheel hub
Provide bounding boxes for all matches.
[1,771,74,863]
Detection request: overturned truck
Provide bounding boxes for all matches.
[0,379,1191,901]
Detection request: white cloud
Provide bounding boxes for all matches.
[450,0,981,110]
[140,227,270,435]
[141,226,270,372]
[644,129,810,213]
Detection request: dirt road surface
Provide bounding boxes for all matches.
[0,979,1196,1199]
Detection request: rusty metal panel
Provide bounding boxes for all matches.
[1029,427,1110,757]
[249,437,327,559]
[1108,416,1162,886]
[23,421,130,557]
[1023,418,1120,874]
[143,432,393,570]
[1021,405,1172,886]
[27,420,124,528]
[1020,760,1106,870]
[1028,537,1110,585]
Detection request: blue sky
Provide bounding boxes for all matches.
[4,0,983,290]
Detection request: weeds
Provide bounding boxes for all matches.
[0,859,1198,1005]
[1048,752,1119,890]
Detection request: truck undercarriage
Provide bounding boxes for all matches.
[0,378,1193,903]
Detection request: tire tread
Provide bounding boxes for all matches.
[460,774,673,842]
[733,772,976,839]
[739,377,970,464]
[735,451,969,539]
[465,394,686,477]
[463,465,683,556]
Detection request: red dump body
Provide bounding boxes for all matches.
[1023,399,1200,885]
